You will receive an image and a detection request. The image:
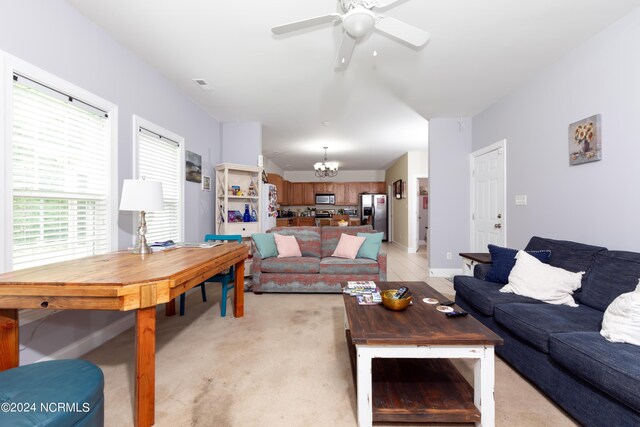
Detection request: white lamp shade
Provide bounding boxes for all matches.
[119,179,164,212]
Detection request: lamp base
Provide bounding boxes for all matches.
[132,210,153,255]
[131,242,152,255]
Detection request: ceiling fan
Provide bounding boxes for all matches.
[271,0,430,69]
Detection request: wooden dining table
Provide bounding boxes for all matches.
[0,243,248,427]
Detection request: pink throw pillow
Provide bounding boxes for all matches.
[332,233,366,259]
[274,233,302,258]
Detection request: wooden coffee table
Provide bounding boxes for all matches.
[343,281,503,427]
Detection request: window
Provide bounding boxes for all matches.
[134,116,184,244]
[9,71,116,270]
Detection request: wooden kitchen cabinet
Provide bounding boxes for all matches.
[276,218,291,227]
[296,217,316,226]
[334,182,346,205]
[290,183,304,205]
[314,182,334,194]
[281,180,290,205]
[345,183,359,205]
[303,183,315,205]
[373,182,386,193]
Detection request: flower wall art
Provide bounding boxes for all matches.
[569,114,602,166]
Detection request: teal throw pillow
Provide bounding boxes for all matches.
[357,232,384,260]
[252,233,278,258]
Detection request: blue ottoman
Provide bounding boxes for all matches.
[0,359,104,427]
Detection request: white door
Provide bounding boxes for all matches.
[471,140,506,251]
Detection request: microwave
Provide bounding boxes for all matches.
[315,194,335,205]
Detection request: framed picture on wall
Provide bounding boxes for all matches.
[569,114,602,165]
[393,180,402,199]
[202,176,211,191]
[185,150,202,183]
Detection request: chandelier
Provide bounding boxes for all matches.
[314,146,339,178]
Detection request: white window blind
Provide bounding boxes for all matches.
[11,74,111,270]
[136,127,181,243]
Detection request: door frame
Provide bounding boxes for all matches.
[470,139,507,251]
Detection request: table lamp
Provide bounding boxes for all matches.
[119,179,164,254]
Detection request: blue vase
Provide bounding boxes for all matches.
[243,204,251,222]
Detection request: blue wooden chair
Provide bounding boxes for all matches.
[179,234,243,317]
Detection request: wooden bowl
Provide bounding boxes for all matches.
[381,289,412,311]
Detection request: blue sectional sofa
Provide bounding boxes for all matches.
[454,236,640,426]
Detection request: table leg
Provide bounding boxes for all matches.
[356,346,373,427]
[165,298,176,317]
[233,259,244,318]
[0,309,19,371]
[474,346,496,427]
[135,307,156,427]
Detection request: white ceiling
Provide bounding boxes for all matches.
[68,0,640,171]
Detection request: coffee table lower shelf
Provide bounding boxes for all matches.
[346,330,481,424]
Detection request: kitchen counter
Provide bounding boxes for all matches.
[276,217,316,227]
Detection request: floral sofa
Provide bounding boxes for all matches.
[454,236,640,426]
[251,225,387,293]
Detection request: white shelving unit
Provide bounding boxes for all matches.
[215,163,262,277]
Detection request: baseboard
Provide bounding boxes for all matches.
[429,268,463,278]
[37,312,135,363]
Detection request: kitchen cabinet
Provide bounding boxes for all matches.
[277,181,385,206]
[373,182,386,193]
[345,183,360,205]
[276,218,291,227]
[296,217,316,226]
[358,182,373,194]
[290,183,304,205]
[281,179,290,205]
[276,217,317,227]
[334,183,346,205]
[314,182,334,194]
[303,183,315,205]
[287,180,294,205]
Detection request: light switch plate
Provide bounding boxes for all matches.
[515,195,527,205]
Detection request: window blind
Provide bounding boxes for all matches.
[137,128,181,244]
[11,76,111,270]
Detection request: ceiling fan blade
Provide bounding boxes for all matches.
[335,31,357,69]
[375,16,430,47]
[271,13,342,35]
[373,0,404,9]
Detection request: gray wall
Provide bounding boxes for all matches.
[0,0,221,363]
[428,118,472,273]
[221,122,262,166]
[472,7,640,250]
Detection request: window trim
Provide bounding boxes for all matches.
[131,115,185,246]
[1,50,118,273]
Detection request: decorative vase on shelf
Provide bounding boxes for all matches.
[251,210,257,222]
[243,204,251,222]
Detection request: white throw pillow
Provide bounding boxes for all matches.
[500,250,584,307]
[601,281,640,346]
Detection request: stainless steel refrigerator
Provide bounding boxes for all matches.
[359,193,388,241]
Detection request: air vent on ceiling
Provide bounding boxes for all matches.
[192,78,212,90]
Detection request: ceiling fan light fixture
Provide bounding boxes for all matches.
[314,147,339,178]
[342,7,376,38]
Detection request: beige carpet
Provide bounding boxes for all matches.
[83,289,578,427]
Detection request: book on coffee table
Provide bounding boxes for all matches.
[356,293,381,305]
[344,281,378,296]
